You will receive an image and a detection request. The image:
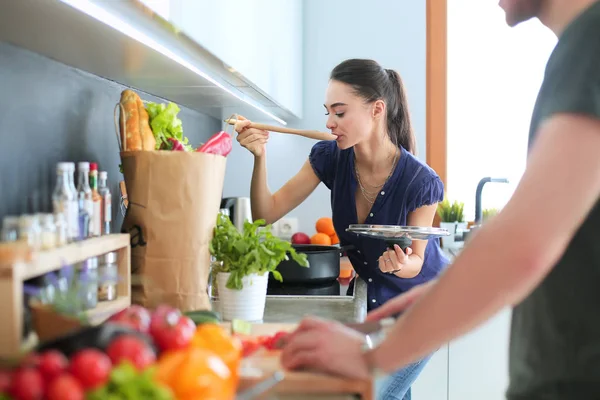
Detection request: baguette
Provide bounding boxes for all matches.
[119,89,156,151]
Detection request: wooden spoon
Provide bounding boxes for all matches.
[224,118,336,141]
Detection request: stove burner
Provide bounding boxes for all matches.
[267,278,353,297]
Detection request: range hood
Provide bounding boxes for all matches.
[0,0,296,125]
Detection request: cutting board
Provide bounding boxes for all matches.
[228,323,373,400]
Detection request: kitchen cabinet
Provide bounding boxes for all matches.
[412,344,449,400]
[448,308,511,400]
[169,0,303,119]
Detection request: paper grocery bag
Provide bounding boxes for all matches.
[120,150,226,312]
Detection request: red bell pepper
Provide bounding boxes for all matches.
[196,131,232,157]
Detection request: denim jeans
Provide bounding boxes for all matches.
[374,354,432,400]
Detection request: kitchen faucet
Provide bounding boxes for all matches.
[474,177,509,224]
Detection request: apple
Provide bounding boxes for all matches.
[291,232,311,245]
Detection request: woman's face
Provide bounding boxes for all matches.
[324,80,379,150]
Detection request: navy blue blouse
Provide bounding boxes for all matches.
[309,140,450,311]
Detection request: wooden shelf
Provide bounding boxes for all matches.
[13,234,130,281]
[0,234,132,357]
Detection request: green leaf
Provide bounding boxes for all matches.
[210,213,309,290]
[145,101,193,151]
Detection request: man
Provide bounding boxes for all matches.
[280,0,600,398]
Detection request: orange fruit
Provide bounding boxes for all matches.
[315,217,335,236]
[311,233,332,246]
[330,232,339,245]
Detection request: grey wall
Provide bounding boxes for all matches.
[222,0,427,236]
[0,43,220,229]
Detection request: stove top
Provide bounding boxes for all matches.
[266,277,354,297]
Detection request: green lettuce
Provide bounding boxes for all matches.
[145,102,193,151]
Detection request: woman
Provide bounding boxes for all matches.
[235,58,449,400]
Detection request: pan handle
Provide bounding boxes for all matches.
[384,237,412,251]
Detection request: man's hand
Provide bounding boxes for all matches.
[366,280,436,322]
[280,317,370,380]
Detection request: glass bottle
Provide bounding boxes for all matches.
[52,162,77,242]
[67,163,79,241]
[54,212,68,247]
[98,171,112,235]
[76,162,92,240]
[98,252,118,301]
[89,163,102,237]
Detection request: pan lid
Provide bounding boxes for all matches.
[346,224,450,241]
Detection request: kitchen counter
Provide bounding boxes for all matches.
[211,277,368,324]
[214,278,371,399]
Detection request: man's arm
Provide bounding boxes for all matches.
[369,113,600,372]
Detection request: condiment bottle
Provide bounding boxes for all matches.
[98,171,112,235]
[76,162,92,240]
[89,163,102,237]
[52,162,77,242]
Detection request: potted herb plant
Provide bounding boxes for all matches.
[209,213,308,321]
[437,198,465,248]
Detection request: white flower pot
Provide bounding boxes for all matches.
[440,222,457,249]
[216,272,268,322]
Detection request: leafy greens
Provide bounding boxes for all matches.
[209,213,309,290]
[145,101,193,151]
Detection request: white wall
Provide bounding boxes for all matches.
[223,0,427,235]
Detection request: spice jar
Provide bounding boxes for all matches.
[98,252,118,301]
[40,214,57,251]
[78,258,98,310]
[18,215,41,251]
[1,215,20,242]
[54,212,68,247]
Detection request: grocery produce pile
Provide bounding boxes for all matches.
[0,304,284,400]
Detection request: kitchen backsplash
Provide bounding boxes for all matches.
[0,42,220,229]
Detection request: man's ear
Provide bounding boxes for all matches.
[373,99,386,119]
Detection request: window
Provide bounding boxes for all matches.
[447,0,557,220]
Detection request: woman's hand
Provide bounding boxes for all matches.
[234,115,269,157]
[378,244,412,274]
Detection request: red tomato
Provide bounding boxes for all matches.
[241,339,261,358]
[108,305,152,333]
[0,369,13,393]
[68,349,111,390]
[150,310,196,352]
[9,367,44,400]
[267,331,289,350]
[106,335,156,370]
[38,351,68,382]
[46,374,84,400]
[149,306,179,334]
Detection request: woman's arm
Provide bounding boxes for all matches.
[250,158,321,224]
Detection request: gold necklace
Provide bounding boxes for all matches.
[354,149,398,205]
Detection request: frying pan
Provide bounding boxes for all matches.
[271,244,354,285]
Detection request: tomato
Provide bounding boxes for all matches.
[46,374,84,400]
[0,369,13,393]
[9,367,44,400]
[68,349,111,390]
[156,347,233,399]
[241,338,261,358]
[150,310,196,352]
[38,350,69,383]
[108,305,152,333]
[266,331,289,350]
[149,305,178,332]
[106,335,156,370]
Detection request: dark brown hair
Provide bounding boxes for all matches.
[330,59,416,154]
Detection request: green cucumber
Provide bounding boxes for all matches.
[183,310,221,325]
[231,319,252,335]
